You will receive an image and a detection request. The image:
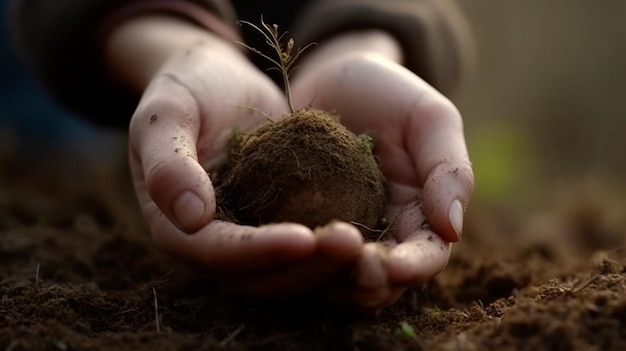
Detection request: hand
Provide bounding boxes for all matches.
[105,15,369,298]
[291,30,474,308]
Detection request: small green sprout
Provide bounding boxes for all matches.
[431,305,442,317]
[357,134,375,154]
[395,321,417,339]
[236,17,317,113]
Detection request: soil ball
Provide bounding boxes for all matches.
[214,108,386,236]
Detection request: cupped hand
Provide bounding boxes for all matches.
[291,30,474,308]
[109,16,367,298]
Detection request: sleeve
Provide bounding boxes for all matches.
[290,0,475,96]
[8,0,239,128]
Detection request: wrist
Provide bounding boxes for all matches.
[299,30,403,70]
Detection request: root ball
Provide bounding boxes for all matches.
[215,108,385,235]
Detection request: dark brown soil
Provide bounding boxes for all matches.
[214,109,385,235]
[2,147,626,351]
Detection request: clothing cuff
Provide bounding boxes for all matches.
[292,0,475,96]
[100,0,240,44]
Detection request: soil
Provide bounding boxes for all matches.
[214,109,385,236]
[2,148,626,351]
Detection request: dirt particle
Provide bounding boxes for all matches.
[150,114,158,124]
[419,220,430,231]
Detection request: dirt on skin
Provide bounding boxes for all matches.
[214,108,386,237]
[2,148,626,351]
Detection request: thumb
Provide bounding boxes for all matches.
[422,161,474,242]
[407,96,474,243]
[130,75,214,233]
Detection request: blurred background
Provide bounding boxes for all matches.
[1,0,625,209]
[0,0,121,163]
[456,1,626,209]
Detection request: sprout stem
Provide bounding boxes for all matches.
[236,17,316,113]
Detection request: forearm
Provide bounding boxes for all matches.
[103,14,239,94]
[9,0,238,126]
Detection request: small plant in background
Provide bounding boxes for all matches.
[395,321,417,339]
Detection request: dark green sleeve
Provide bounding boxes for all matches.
[9,0,237,128]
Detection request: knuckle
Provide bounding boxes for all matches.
[411,96,462,131]
[130,74,199,135]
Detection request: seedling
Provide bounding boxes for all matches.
[236,18,316,112]
[214,19,385,237]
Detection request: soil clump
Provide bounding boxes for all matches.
[214,108,386,235]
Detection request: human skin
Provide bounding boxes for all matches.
[104,14,473,308]
[290,31,473,305]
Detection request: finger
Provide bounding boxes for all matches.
[318,237,409,309]
[321,242,391,308]
[315,221,364,259]
[405,94,474,242]
[351,286,406,310]
[213,222,364,298]
[130,75,214,233]
[421,161,473,242]
[386,201,452,284]
[292,55,473,242]
[325,278,407,310]
[145,199,317,271]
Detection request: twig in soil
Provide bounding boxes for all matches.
[112,306,141,316]
[6,340,18,351]
[35,261,40,288]
[219,325,245,347]
[570,272,601,294]
[152,287,161,333]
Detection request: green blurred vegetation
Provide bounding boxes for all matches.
[467,122,537,203]
[455,1,626,204]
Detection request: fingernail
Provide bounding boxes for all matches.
[173,191,205,231]
[448,200,464,241]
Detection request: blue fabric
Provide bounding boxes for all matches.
[0,0,116,154]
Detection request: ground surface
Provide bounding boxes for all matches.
[1,151,626,351]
